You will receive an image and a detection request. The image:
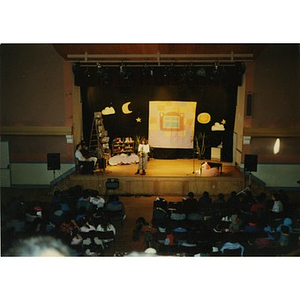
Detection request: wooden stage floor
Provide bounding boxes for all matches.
[68,159,245,197]
[104,158,236,177]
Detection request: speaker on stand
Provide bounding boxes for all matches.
[47,153,62,194]
[237,154,258,196]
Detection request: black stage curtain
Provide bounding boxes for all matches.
[77,69,240,162]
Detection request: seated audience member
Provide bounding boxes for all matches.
[79,220,96,233]
[170,207,186,221]
[154,224,167,244]
[182,192,198,214]
[228,214,240,233]
[239,191,255,213]
[212,193,227,214]
[277,225,290,247]
[250,195,267,213]
[276,217,293,233]
[262,193,274,211]
[220,234,245,256]
[186,207,203,222]
[106,195,124,212]
[226,191,240,214]
[70,228,83,254]
[131,217,157,252]
[198,191,212,213]
[104,195,126,225]
[90,193,105,210]
[96,215,116,241]
[77,189,94,212]
[58,216,76,240]
[271,193,284,218]
[243,217,261,234]
[278,189,289,211]
[164,228,175,246]
[151,206,168,228]
[49,204,65,226]
[153,197,168,211]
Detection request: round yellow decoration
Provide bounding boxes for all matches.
[197,112,211,124]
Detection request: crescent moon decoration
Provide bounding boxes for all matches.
[122,101,133,114]
[197,112,211,124]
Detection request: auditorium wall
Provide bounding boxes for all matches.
[0,44,80,186]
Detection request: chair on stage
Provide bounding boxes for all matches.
[76,159,94,175]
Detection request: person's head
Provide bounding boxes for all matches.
[6,236,71,256]
[218,193,224,200]
[83,189,91,199]
[281,225,289,235]
[230,191,237,197]
[187,192,194,199]
[108,195,119,202]
[132,224,143,241]
[203,191,209,197]
[136,217,147,226]
[76,143,82,150]
[98,215,111,229]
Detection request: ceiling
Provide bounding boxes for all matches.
[54,43,266,66]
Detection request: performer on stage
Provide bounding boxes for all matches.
[75,143,98,167]
[135,138,150,175]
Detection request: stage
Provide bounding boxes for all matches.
[67,158,245,197]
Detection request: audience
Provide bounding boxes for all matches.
[2,184,299,257]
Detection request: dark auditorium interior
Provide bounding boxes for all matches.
[1,43,300,259]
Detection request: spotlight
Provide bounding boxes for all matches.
[72,62,80,75]
[119,63,132,80]
[236,62,246,75]
[163,66,168,77]
[84,67,91,78]
[210,62,220,80]
[97,64,109,83]
[142,63,149,76]
[196,68,206,77]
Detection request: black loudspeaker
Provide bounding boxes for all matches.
[244,154,258,172]
[106,178,119,190]
[47,153,61,170]
[246,93,253,116]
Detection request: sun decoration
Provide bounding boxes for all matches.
[197,112,211,124]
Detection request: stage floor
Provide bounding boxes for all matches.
[68,159,245,197]
[99,158,240,178]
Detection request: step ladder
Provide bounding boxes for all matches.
[89,112,111,160]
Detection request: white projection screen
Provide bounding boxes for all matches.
[148,101,197,149]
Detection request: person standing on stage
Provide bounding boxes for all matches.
[135,138,150,175]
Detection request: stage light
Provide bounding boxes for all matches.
[119,63,132,79]
[273,138,280,154]
[196,68,206,77]
[84,67,91,78]
[97,63,109,82]
[236,62,246,75]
